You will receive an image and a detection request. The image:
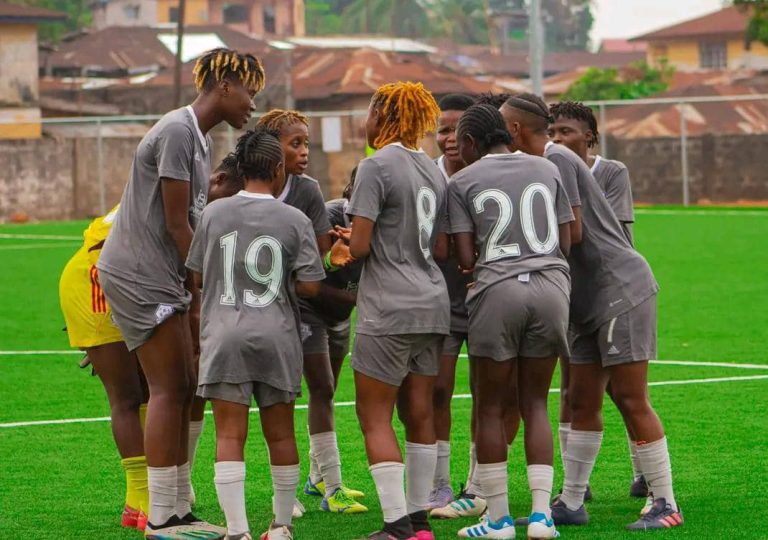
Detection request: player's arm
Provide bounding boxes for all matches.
[315,285,356,321]
[346,159,385,260]
[162,179,194,262]
[306,181,334,256]
[570,206,582,245]
[349,217,374,259]
[453,232,476,271]
[447,179,475,270]
[433,232,450,262]
[296,279,321,298]
[295,220,328,299]
[554,174,576,257]
[559,223,572,257]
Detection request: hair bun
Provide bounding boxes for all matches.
[483,128,512,147]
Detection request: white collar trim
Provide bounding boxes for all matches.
[437,155,449,180]
[387,142,425,154]
[481,152,513,159]
[238,190,274,199]
[186,105,208,153]
[591,154,603,174]
[277,175,293,202]
[545,140,554,151]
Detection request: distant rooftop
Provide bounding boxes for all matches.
[287,36,437,54]
[631,6,750,42]
[0,1,66,22]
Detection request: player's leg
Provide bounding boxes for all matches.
[210,395,251,539]
[607,383,648,497]
[259,389,301,540]
[558,357,572,471]
[458,356,516,539]
[429,340,459,509]
[89,341,148,529]
[188,350,207,507]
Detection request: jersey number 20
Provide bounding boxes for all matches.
[473,184,558,262]
[219,231,283,307]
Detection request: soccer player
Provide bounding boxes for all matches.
[98,48,265,538]
[59,155,245,532]
[501,94,683,531]
[255,110,366,515]
[549,101,647,498]
[448,104,573,540]
[187,127,325,540]
[347,81,450,540]
[548,101,635,245]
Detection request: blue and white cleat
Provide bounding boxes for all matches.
[430,488,486,519]
[458,515,516,539]
[526,512,560,539]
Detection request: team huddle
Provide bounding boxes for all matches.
[58,47,682,540]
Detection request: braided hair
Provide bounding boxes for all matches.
[438,93,475,112]
[234,126,284,181]
[550,101,600,148]
[256,109,309,133]
[474,92,514,109]
[457,104,512,155]
[370,81,441,149]
[502,93,554,133]
[193,48,266,95]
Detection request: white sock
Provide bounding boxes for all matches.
[434,440,451,489]
[175,462,192,518]
[147,465,177,526]
[558,422,571,470]
[271,464,300,527]
[311,431,342,495]
[215,461,248,535]
[308,437,322,485]
[405,442,437,514]
[636,437,677,510]
[561,430,603,511]
[528,464,554,520]
[466,442,483,497]
[628,434,642,480]
[188,420,204,467]
[475,462,508,522]
[370,461,407,524]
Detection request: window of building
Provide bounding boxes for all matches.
[223,3,248,23]
[123,4,140,19]
[700,41,727,69]
[263,4,275,34]
[169,6,179,22]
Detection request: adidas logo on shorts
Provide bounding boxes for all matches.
[154,304,175,324]
[607,345,621,355]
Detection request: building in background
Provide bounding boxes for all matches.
[632,5,768,71]
[0,2,65,139]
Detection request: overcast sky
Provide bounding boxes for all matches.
[591,0,726,44]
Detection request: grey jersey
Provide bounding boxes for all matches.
[347,143,450,336]
[186,192,325,392]
[435,156,471,334]
[98,106,211,295]
[279,174,332,237]
[544,143,658,331]
[448,153,574,306]
[591,155,634,244]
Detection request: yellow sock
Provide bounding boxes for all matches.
[139,403,148,431]
[122,456,149,513]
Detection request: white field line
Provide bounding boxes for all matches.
[2,373,767,429]
[0,233,81,240]
[0,242,79,250]
[634,209,768,217]
[0,350,83,356]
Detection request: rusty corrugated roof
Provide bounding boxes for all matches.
[631,6,749,42]
[0,2,65,21]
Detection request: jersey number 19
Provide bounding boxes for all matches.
[219,231,283,308]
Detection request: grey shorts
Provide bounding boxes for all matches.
[198,381,297,408]
[98,269,190,352]
[569,295,657,367]
[301,319,352,359]
[468,271,570,361]
[442,332,468,357]
[351,333,443,386]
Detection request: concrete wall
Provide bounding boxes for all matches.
[648,37,768,71]
[0,23,42,140]
[93,0,158,29]
[2,130,767,222]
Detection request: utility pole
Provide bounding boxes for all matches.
[173,0,186,108]
[529,0,543,96]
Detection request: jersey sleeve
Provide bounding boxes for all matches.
[185,209,208,274]
[294,218,326,282]
[347,158,387,222]
[156,122,195,182]
[447,178,474,234]
[603,166,635,224]
[304,181,333,237]
[553,173,576,225]
[547,153,582,208]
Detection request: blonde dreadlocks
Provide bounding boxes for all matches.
[193,48,266,94]
[256,109,309,132]
[370,81,440,149]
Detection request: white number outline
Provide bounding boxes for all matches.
[219,232,283,308]
[521,183,559,254]
[416,187,438,260]
[473,189,520,261]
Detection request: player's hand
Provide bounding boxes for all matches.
[188,290,201,355]
[329,237,355,268]
[461,266,476,289]
[331,225,352,243]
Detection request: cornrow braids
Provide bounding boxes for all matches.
[550,101,600,148]
[234,126,284,181]
[193,48,266,94]
[457,104,512,155]
[474,92,514,109]
[371,81,441,149]
[255,109,309,133]
[503,93,553,133]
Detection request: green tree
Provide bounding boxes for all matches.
[9,0,91,42]
[562,60,674,101]
[734,0,768,46]
[542,0,593,51]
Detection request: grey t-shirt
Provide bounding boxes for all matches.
[98,106,211,297]
[448,153,574,306]
[592,155,634,245]
[347,143,450,336]
[544,143,658,331]
[435,156,471,334]
[186,192,325,392]
[279,174,332,237]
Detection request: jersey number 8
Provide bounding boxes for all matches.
[219,231,283,308]
[417,187,438,261]
[473,184,558,262]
